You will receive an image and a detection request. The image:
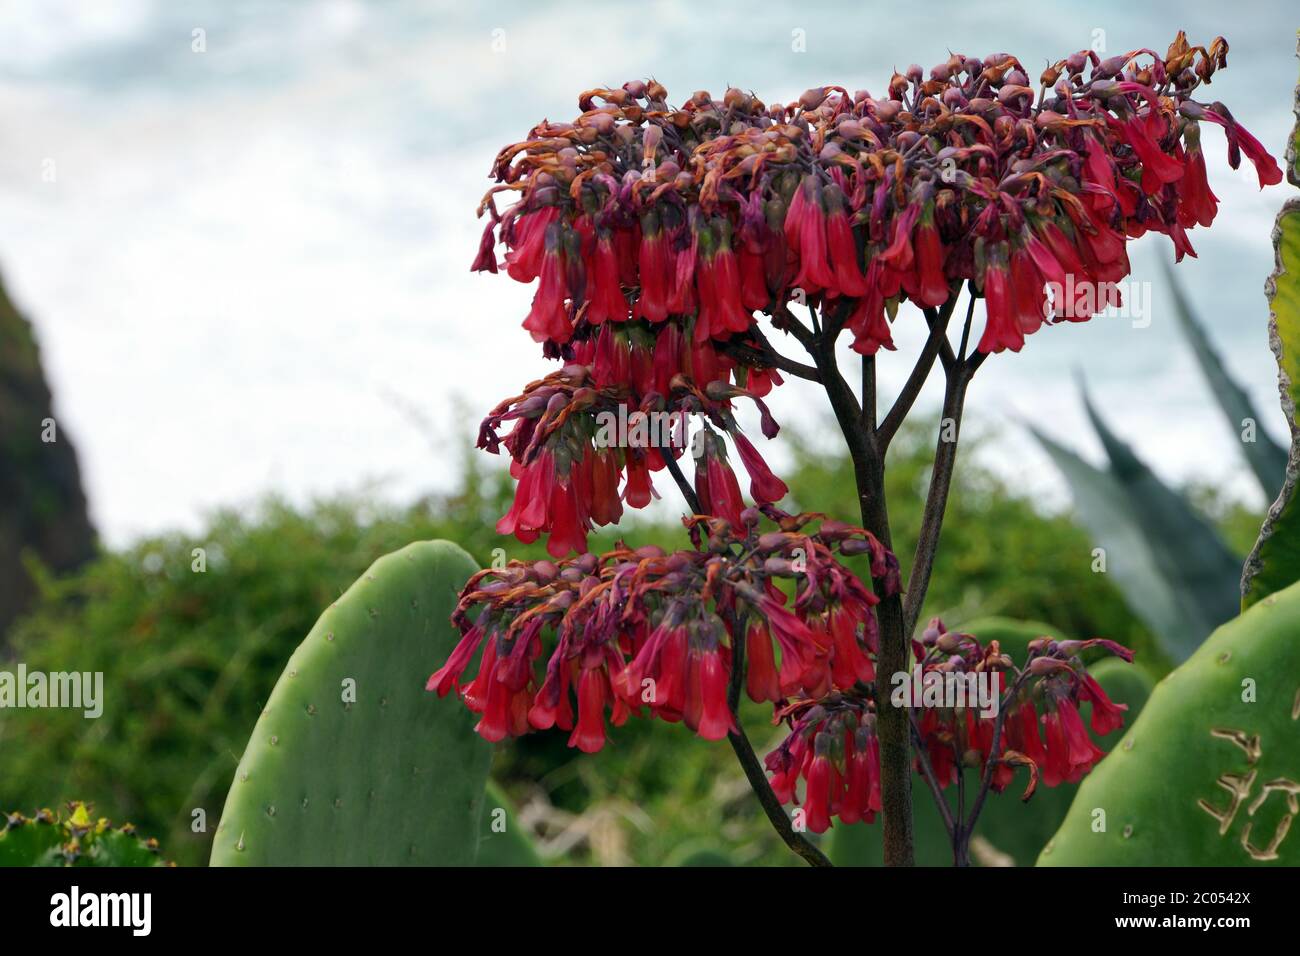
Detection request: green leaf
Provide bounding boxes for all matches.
[1077,382,1241,641]
[1160,258,1289,499]
[210,540,493,865]
[1027,423,1218,661]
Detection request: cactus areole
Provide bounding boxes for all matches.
[432,34,1281,866]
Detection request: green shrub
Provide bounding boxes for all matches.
[0,421,1168,866]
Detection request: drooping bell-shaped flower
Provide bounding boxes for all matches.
[587,230,631,324]
[975,247,1023,354]
[731,431,788,504]
[785,174,836,294]
[522,223,573,344]
[1177,127,1219,229]
[635,209,671,322]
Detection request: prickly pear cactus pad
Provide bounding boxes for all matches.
[211,541,493,866]
[1039,580,1300,866]
[0,803,168,867]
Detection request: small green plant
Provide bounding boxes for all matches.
[0,802,168,867]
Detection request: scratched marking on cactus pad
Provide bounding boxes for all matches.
[1197,717,1300,861]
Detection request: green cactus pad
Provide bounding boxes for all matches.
[829,623,1153,866]
[1039,580,1300,866]
[210,540,492,866]
[0,803,168,867]
[475,781,541,867]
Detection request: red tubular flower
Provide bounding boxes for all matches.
[765,735,806,805]
[471,217,499,273]
[907,204,949,308]
[918,706,957,786]
[975,252,1023,354]
[635,210,671,322]
[504,206,560,282]
[587,231,630,323]
[588,447,624,527]
[827,604,874,688]
[426,623,486,696]
[1080,138,1124,216]
[689,647,737,740]
[1042,700,1105,786]
[696,453,745,527]
[1119,112,1184,194]
[667,223,699,315]
[546,476,587,558]
[738,248,770,311]
[522,225,572,343]
[745,365,784,398]
[712,241,753,335]
[744,620,781,703]
[569,665,610,753]
[731,431,788,504]
[802,748,834,834]
[1201,107,1284,188]
[651,322,684,396]
[461,637,533,743]
[529,648,574,731]
[785,175,836,293]
[1008,246,1047,336]
[1078,671,1127,736]
[824,184,867,297]
[622,454,656,509]
[755,596,809,688]
[496,450,552,543]
[1033,221,1092,320]
[1005,701,1048,772]
[877,204,921,276]
[846,277,895,355]
[1178,133,1219,229]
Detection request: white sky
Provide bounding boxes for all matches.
[0,0,1295,545]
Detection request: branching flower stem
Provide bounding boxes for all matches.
[669,292,987,867]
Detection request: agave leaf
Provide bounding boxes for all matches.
[1074,380,1241,650]
[1027,424,1202,658]
[1159,258,1289,499]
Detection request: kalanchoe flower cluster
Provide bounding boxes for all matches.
[479,357,785,557]
[428,506,900,752]
[472,33,1280,554]
[764,618,1133,834]
[766,693,884,831]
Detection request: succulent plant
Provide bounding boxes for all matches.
[210,541,494,865]
[1039,579,1300,865]
[0,802,168,867]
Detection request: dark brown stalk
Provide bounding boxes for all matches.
[903,362,973,637]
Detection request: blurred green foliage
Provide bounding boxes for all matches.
[0,419,1212,866]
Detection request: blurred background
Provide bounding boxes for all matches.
[0,0,1295,865]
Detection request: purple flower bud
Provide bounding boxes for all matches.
[764,557,795,576]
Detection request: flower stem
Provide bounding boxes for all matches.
[903,362,972,635]
[725,609,832,867]
[802,306,915,867]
